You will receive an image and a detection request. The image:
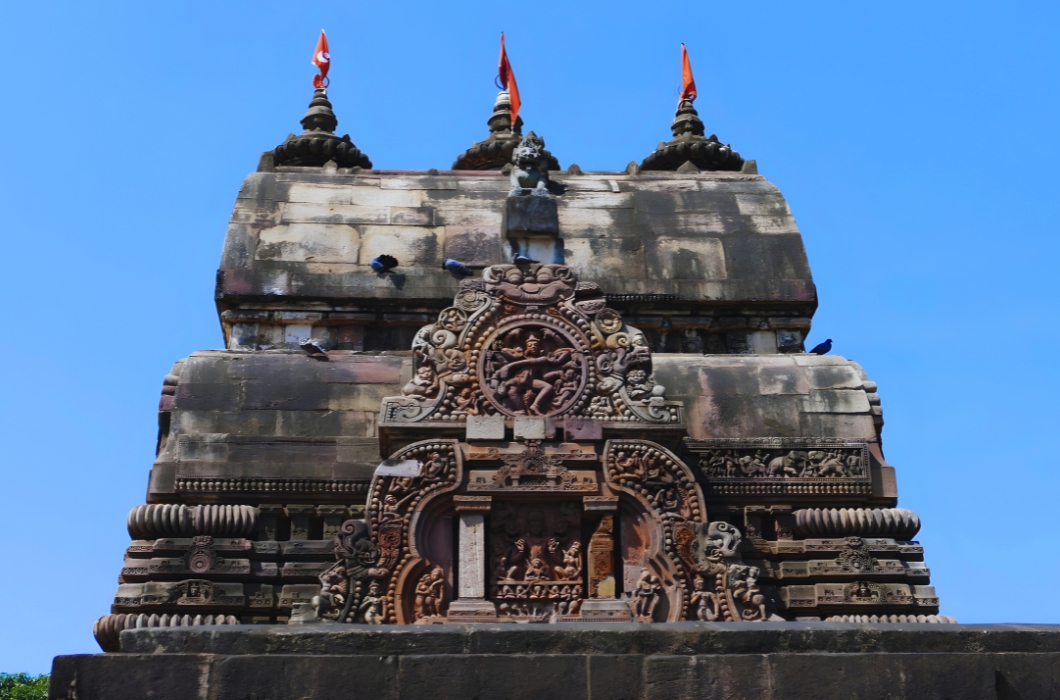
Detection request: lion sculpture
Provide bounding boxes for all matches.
[509,131,552,197]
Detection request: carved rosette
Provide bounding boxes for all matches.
[381,264,683,426]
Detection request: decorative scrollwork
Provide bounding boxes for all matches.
[383,264,684,426]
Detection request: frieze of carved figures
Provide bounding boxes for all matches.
[673,521,780,622]
[489,502,584,618]
[381,264,683,425]
[315,441,461,623]
[684,438,872,497]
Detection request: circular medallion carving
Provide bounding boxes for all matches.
[478,321,589,417]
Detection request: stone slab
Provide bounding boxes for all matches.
[51,624,1060,700]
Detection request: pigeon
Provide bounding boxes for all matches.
[442,258,470,276]
[513,254,537,266]
[299,337,332,356]
[809,338,833,355]
[370,254,398,273]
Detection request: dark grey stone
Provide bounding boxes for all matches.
[506,195,559,235]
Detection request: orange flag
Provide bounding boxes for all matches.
[312,30,330,89]
[498,33,521,131]
[680,43,697,105]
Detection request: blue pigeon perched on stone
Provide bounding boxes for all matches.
[513,254,536,265]
[299,337,332,356]
[369,254,398,273]
[442,258,470,276]
[809,338,833,355]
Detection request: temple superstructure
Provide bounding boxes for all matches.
[91,84,948,651]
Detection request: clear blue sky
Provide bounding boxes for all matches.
[1,0,1057,673]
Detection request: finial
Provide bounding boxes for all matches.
[487,91,522,137]
[638,44,744,172]
[453,37,559,171]
[272,33,371,169]
[273,89,372,169]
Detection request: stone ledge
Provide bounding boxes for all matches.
[116,622,1060,656]
[50,626,1060,700]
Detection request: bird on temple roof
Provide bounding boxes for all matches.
[370,254,398,273]
[299,337,332,357]
[443,259,471,276]
[809,339,833,355]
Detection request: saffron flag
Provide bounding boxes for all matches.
[312,30,330,89]
[680,43,697,105]
[498,33,521,131]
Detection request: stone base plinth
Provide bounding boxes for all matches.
[50,623,1060,700]
[445,599,498,623]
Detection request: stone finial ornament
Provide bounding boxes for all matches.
[453,92,560,171]
[272,89,372,169]
[639,98,744,172]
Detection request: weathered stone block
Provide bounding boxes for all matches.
[513,416,547,440]
[466,414,505,441]
[506,195,559,235]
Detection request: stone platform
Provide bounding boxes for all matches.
[50,622,1060,699]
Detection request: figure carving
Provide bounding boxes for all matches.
[489,503,584,615]
[673,520,779,622]
[509,131,552,197]
[695,445,866,480]
[359,581,386,624]
[413,566,446,621]
[632,569,662,621]
[485,328,584,416]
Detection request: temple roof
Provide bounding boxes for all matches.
[218,168,814,313]
[149,351,888,504]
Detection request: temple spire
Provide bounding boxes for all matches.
[638,44,744,172]
[272,34,371,169]
[452,43,558,171]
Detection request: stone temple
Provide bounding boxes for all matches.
[51,86,1060,699]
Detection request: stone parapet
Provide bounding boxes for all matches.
[51,624,1060,700]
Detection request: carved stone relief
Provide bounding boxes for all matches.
[489,502,584,619]
[381,264,683,426]
[685,438,871,497]
[314,440,461,624]
[673,521,778,622]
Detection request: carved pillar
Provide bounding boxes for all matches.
[579,495,631,621]
[447,496,497,622]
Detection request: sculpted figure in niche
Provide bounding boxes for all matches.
[413,566,446,620]
[359,581,385,624]
[492,504,583,587]
[486,329,581,416]
[690,576,712,621]
[632,569,662,621]
[505,510,558,579]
